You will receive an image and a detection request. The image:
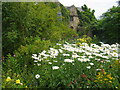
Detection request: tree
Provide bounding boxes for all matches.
[97,6,120,44]
[77,4,97,37]
[2,2,77,55]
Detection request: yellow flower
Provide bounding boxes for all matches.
[16,79,20,84]
[97,76,101,79]
[6,76,11,82]
[98,72,101,75]
[107,74,110,77]
[109,81,112,83]
[104,72,107,75]
[109,77,113,80]
[104,78,108,81]
[107,74,113,79]
[94,80,97,82]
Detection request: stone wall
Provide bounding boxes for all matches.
[67,5,80,30]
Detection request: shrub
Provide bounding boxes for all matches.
[14,37,52,69]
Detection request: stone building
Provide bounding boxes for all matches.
[66,5,80,30]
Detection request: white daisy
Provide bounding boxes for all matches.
[64,59,74,63]
[35,74,40,79]
[90,63,94,65]
[86,66,91,69]
[52,66,59,70]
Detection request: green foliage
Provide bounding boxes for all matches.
[14,37,52,69]
[80,4,96,25]
[3,54,18,73]
[60,4,70,23]
[2,2,77,55]
[97,6,120,44]
[45,2,58,8]
[77,4,97,37]
[16,38,52,55]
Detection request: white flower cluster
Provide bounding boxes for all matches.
[32,42,119,69]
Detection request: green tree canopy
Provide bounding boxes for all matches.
[77,4,97,37]
[97,6,120,44]
[2,2,77,55]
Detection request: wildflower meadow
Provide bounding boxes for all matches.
[2,36,120,89]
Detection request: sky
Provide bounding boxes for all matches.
[58,0,118,19]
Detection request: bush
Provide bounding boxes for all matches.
[14,37,52,70]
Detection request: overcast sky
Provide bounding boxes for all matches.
[58,0,118,19]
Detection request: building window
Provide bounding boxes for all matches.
[70,16,73,21]
[70,26,74,29]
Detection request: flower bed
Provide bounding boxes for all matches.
[2,41,120,88]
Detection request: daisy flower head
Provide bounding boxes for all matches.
[86,66,91,69]
[90,63,94,65]
[35,74,40,79]
[52,66,59,70]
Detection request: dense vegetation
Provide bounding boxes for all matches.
[77,4,97,37]
[2,2,77,56]
[77,4,120,44]
[96,6,120,44]
[2,2,120,89]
